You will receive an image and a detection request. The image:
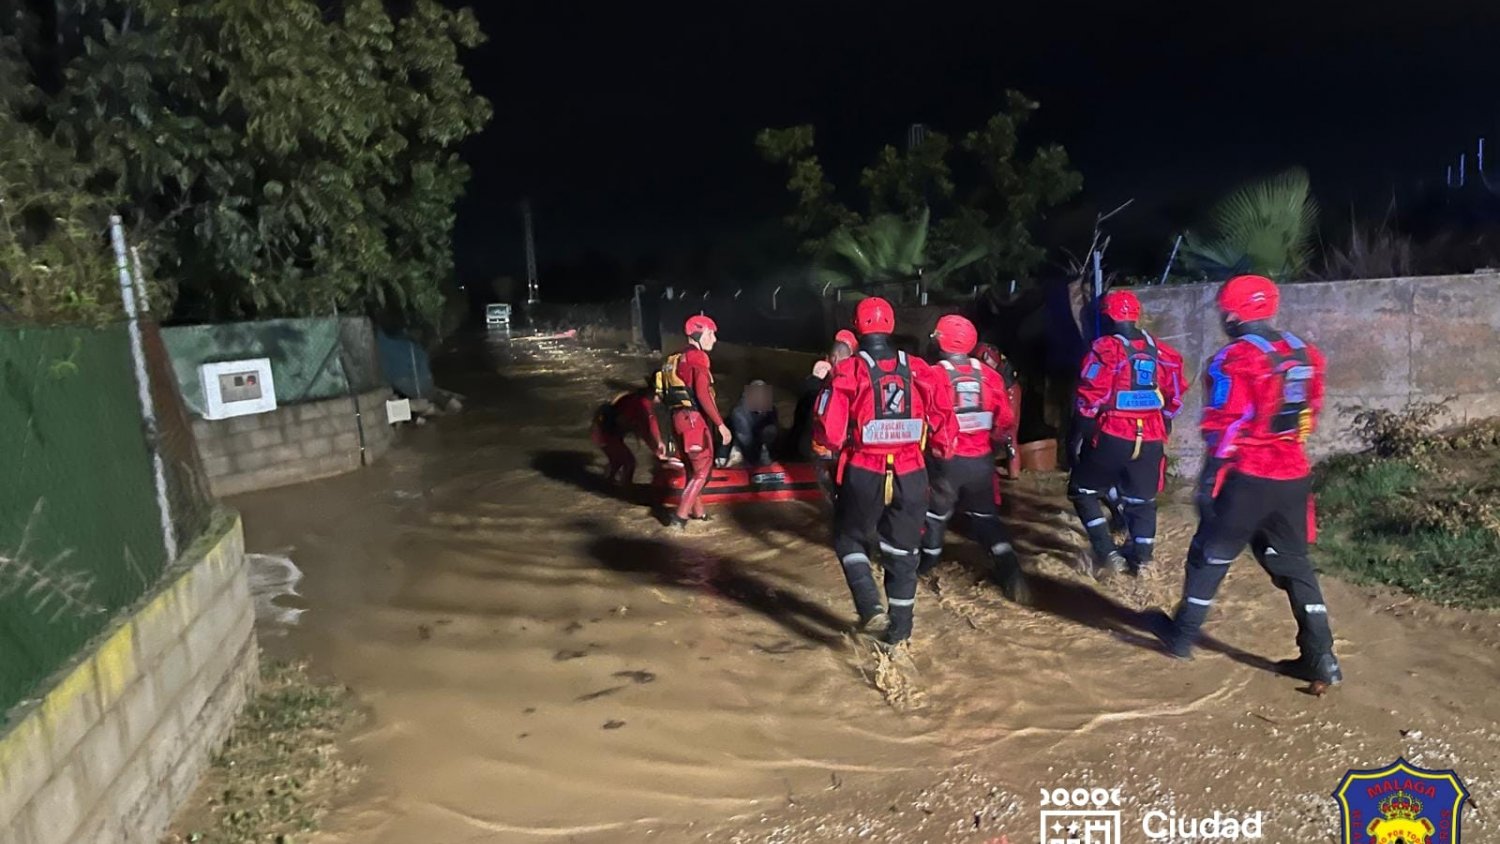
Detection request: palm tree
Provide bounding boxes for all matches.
[1183,168,1320,281]
[813,208,988,296]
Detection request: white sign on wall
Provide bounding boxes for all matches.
[200,359,277,420]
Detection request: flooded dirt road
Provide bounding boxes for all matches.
[234,335,1500,843]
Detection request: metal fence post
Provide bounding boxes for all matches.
[409,342,422,400]
[111,216,177,563]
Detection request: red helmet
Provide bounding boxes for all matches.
[1218,274,1279,322]
[933,314,978,355]
[1100,290,1142,322]
[833,329,858,351]
[976,342,1003,371]
[853,297,896,335]
[684,314,718,336]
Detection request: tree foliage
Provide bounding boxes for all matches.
[0,30,120,323]
[860,130,954,217]
[0,0,491,335]
[757,91,1081,290]
[754,126,858,254]
[1182,168,1320,282]
[813,208,987,293]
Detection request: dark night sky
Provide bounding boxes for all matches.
[452,0,1500,287]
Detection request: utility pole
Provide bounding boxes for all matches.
[907,123,927,151]
[908,123,929,304]
[522,199,539,306]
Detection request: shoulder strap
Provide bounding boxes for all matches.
[1238,333,1276,354]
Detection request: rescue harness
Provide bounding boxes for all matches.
[1109,331,1165,459]
[858,350,925,505]
[938,358,994,433]
[1239,331,1314,441]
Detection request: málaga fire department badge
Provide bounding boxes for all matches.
[1333,757,1469,843]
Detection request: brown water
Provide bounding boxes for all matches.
[233,334,1500,843]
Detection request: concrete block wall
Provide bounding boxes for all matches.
[0,516,256,844]
[194,386,396,497]
[1136,273,1500,473]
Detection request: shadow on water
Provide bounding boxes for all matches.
[725,500,832,553]
[578,522,849,649]
[1021,568,1281,678]
[530,448,656,509]
[538,450,1279,676]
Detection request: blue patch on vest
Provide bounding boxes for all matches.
[1116,390,1164,410]
[1133,358,1157,384]
[1085,362,1101,379]
[1207,356,1230,408]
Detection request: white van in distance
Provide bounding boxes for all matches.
[486,303,512,327]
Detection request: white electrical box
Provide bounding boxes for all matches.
[200,359,277,420]
[386,398,412,424]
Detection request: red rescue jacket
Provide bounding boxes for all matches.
[1202,330,1325,480]
[593,390,662,450]
[1075,331,1186,445]
[813,350,957,474]
[933,358,1016,459]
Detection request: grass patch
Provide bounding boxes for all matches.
[165,661,361,844]
[1315,408,1500,609]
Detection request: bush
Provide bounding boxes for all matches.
[1315,405,1500,608]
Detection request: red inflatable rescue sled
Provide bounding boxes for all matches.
[653,459,826,507]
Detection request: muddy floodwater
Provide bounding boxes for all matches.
[233,334,1500,843]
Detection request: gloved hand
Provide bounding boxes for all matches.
[812,360,832,379]
[1070,416,1097,461]
[1196,456,1227,520]
[1164,417,1174,437]
[718,423,732,445]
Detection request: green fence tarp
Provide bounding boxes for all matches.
[0,325,170,715]
[161,316,382,415]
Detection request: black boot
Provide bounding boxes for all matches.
[883,605,913,646]
[991,543,1033,605]
[839,553,885,625]
[1275,652,1343,685]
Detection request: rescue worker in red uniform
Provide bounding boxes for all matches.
[814,298,957,645]
[1159,275,1342,687]
[591,380,665,485]
[976,341,1022,480]
[790,330,858,461]
[1068,290,1186,575]
[658,315,731,527]
[920,316,1030,603]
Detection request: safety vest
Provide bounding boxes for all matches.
[939,358,994,433]
[857,351,924,446]
[1240,331,1314,441]
[655,353,703,411]
[1112,332,1165,412]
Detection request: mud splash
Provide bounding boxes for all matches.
[231,333,1500,843]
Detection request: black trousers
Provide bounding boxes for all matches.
[1172,472,1334,657]
[1068,432,1164,562]
[834,464,927,642]
[720,414,779,464]
[920,455,1019,575]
